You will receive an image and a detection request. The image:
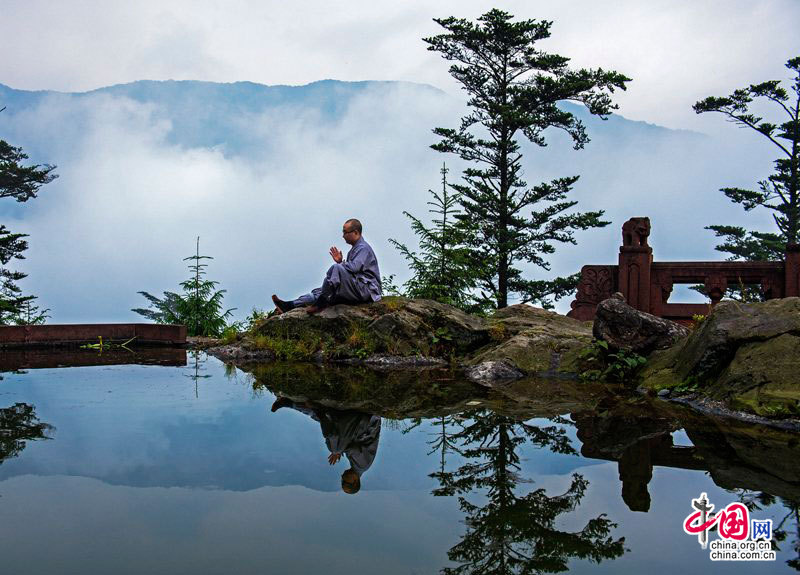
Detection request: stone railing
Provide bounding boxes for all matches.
[568,217,800,322]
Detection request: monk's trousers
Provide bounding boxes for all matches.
[291,263,373,307]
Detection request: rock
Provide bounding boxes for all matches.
[216,298,594,377]
[366,299,489,355]
[231,297,490,362]
[713,333,800,415]
[206,344,275,362]
[187,336,222,350]
[465,360,525,384]
[362,354,448,368]
[657,388,671,398]
[593,293,689,354]
[670,298,800,381]
[469,304,593,374]
[639,298,800,418]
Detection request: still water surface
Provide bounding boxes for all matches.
[0,350,797,574]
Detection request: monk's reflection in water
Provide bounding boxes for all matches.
[271,397,381,494]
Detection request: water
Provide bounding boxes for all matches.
[0,350,797,574]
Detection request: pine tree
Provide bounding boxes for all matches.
[431,411,625,574]
[694,56,800,262]
[390,163,478,310]
[0,138,58,202]
[133,237,235,337]
[0,116,58,324]
[424,9,629,309]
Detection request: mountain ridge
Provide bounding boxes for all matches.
[0,78,703,139]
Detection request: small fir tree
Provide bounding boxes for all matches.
[133,237,235,337]
[390,163,478,310]
[424,10,629,309]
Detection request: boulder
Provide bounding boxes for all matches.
[209,298,594,377]
[468,304,593,375]
[639,298,800,417]
[593,293,689,354]
[466,360,525,384]
[226,297,490,361]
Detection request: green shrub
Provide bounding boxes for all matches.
[579,339,647,383]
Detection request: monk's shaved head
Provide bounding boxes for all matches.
[341,469,361,494]
[345,218,362,234]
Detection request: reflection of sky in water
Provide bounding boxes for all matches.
[0,356,795,574]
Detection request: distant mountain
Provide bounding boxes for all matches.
[0,78,697,153]
[0,79,769,322]
[1,79,451,154]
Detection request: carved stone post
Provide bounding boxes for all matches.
[618,218,653,313]
[704,275,728,305]
[567,265,617,321]
[786,244,800,297]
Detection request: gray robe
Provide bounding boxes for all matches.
[293,237,382,306]
[284,402,382,476]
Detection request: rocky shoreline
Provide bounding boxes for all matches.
[200,295,800,424]
[204,297,594,380]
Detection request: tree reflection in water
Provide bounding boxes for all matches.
[428,414,463,477]
[431,410,625,575]
[735,490,800,571]
[776,500,800,571]
[0,403,54,465]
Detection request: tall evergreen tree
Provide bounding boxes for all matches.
[424,10,629,309]
[390,163,478,310]
[694,56,800,261]
[0,119,57,324]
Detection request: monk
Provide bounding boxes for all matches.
[272,218,382,314]
[271,397,382,495]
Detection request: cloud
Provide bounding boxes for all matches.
[1,1,798,129]
[0,79,782,320]
[2,82,464,321]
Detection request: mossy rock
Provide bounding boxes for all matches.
[470,305,593,375]
[247,297,490,360]
[713,333,800,417]
[638,298,800,418]
[224,299,596,377]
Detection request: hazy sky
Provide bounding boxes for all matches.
[2,0,799,130]
[1,1,799,321]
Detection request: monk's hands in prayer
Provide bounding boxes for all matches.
[328,453,342,465]
[330,246,343,263]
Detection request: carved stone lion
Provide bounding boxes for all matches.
[622,217,651,247]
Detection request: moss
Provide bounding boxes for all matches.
[556,345,586,373]
[636,345,685,391]
[706,333,800,416]
[335,324,377,359]
[488,321,509,342]
[248,328,327,361]
[379,296,406,312]
[728,393,800,418]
